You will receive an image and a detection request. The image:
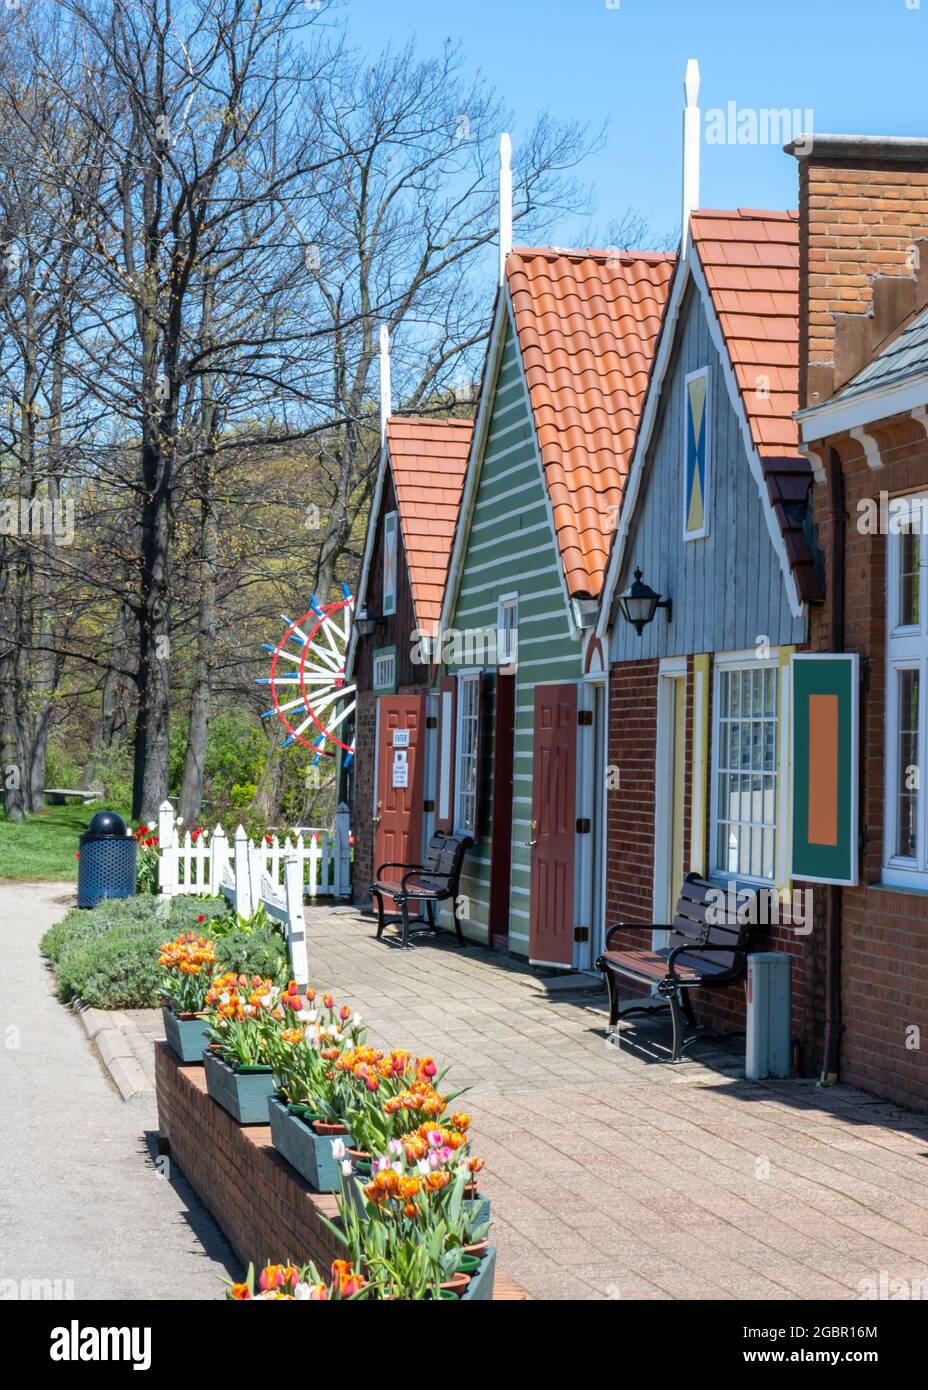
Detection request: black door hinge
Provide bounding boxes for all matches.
[574,926,589,943]
[425,715,438,729]
[576,817,591,834]
[578,709,593,726]
[423,799,435,812]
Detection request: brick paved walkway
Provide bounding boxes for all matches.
[306,904,928,1301]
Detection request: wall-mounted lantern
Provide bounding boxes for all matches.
[617,568,672,636]
[354,609,380,638]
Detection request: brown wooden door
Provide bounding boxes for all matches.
[488,671,516,946]
[373,695,426,885]
[528,684,577,966]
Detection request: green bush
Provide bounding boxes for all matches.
[56,917,168,1009]
[40,892,289,1008]
[40,896,169,964]
[214,926,290,982]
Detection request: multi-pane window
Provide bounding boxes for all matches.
[497,595,518,669]
[372,648,396,692]
[455,674,480,834]
[885,502,928,885]
[713,663,778,882]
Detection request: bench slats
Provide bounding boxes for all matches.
[596,873,757,1061]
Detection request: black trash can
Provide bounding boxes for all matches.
[77,810,137,909]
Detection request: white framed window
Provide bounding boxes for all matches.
[497,593,518,670]
[711,658,778,883]
[884,504,928,886]
[455,672,481,835]
[372,646,396,693]
[383,510,398,616]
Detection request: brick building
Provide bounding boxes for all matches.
[792,135,928,1108]
[346,416,471,900]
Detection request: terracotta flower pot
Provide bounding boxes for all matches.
[440,1272,471,1295]
[312,1119,349,1136]
[348,1146,372,1162]
[462,1240,489,1258]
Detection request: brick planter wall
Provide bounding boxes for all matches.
[155,1044,524,1298]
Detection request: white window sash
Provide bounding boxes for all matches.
[709,658,779,885]
[885,513,928,885]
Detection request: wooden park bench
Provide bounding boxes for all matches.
[371,833,473,949]
[595,873,757,1062]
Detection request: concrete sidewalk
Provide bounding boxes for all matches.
[0,883,235,1300]
[305,903,928,1302]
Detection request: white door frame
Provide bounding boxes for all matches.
[653,658,686,946]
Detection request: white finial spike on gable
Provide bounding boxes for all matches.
[681,58,701,258]
[499,132,513,286]
[379,324,391,443]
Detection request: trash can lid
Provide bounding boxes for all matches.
[84,809,129,839]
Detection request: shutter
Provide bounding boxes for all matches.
[472,671,485,841]
[790,653,859,885]
[435,674,457,834]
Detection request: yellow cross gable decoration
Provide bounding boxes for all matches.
[684,367,709,539]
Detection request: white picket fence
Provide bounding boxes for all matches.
[155,800,352,984]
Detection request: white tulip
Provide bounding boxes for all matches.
[331,1138,346,1160]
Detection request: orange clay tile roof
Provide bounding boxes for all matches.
[384,417,473,629]
[506,246,675,598]
[689,209,821,604]
[689,209,800,456]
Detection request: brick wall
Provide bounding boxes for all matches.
[796,147,928,404]
[155,1044,343,1274]
[606,655,824,1068]
[806,436,928,1109]
[795,138,928,1108]
[606,658,660,928]
[155,1045,525,1298]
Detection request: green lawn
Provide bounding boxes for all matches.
[0,802,133,882]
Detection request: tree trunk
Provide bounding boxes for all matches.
[132,435,173,821]
[179,494,218,823]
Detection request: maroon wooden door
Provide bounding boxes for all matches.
[488,671,516,946]
[528,684,577,966]
[373,695,426,885]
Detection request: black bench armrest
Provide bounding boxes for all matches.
[374,860,425,880]
[603,922,655,948]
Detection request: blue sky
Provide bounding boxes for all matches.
[339,0,928,245]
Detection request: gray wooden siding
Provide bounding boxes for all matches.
[609,281,807,663]
[444,315,579,953]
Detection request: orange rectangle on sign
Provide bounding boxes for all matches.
[808,693,839,846]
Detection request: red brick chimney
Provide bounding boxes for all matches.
[786,135,928,408]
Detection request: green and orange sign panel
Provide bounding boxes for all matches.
[790,653,859,885]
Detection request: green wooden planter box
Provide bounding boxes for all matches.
[267,1096,347,1192]
[460,1247,496,1302]
[464,1193,490,1234]
[161,1006,209,1064]
[203,1049,274,1124]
